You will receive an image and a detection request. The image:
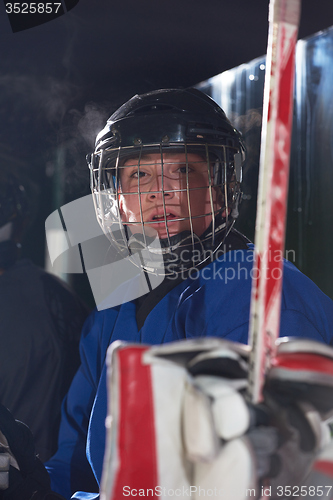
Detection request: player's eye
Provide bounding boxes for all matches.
[130,170,148,179]
[176,165,191,174]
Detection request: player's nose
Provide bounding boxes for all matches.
[146,173,175,200]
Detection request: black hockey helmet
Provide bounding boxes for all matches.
[94,88,245,155]
[88,88,246,275]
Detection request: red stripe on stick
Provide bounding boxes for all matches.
[247,0,301,405]
[264,25,297,315]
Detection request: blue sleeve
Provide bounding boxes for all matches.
[279,260,333,344]
[45,309,116,499]
[170,258,333,346]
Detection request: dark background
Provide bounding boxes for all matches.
[1,0,332,301]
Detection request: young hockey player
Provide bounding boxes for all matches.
[0,88,332,500]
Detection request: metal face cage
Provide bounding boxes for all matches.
[88,141,243,276]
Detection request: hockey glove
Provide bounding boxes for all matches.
[184,339,332,500]
[258,337,333,499]
[101,338,258,500]
[0,404,65,500]
[100,338,333,500]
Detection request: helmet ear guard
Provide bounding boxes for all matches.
[87,88,246,275]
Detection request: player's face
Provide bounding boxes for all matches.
[118,152,222,239]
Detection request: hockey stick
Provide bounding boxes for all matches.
[247,0,301,404]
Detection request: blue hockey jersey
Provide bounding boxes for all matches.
[46,247,333,499]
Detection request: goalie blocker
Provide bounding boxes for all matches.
[100,337,333,500]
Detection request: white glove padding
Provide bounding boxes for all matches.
[194,437,257,500]
[101,338,253,500]
[151,338,250,462]
[181,350,261,500]
[182,376,250,461]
